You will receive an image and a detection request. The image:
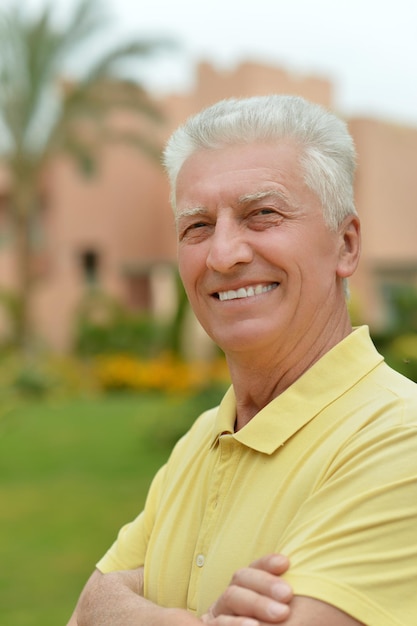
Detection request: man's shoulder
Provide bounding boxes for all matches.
[373,361,417,404]
[352,360,417,433]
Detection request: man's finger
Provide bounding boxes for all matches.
[248,554,290,575]
[211,583,290,623]
[229,567,292,603]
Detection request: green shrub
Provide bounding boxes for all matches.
[378,333,417,382]
[370,284,417,382]
[12,365,54,397]
[75,314,170,357]
[73,289,170,358]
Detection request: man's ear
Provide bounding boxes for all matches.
[336,215,361,279]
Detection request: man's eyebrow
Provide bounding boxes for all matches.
[175,206,208,222]
[237,189,290,205]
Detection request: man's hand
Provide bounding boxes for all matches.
[201,554,292,625]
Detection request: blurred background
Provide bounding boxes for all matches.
[0,1,416,624]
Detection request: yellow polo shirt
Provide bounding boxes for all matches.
[97,326,417,626]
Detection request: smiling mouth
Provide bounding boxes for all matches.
[215,282,279,302]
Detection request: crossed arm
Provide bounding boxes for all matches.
[67,554,362,626]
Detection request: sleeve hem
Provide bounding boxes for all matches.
[283,572,404,626]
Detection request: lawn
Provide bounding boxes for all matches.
[0,389,224,626]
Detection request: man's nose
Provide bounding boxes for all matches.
[206,221,253,272]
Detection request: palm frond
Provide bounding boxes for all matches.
[57,0,112,52]
[0,0,174,161]
[80,38,176,83]
[0,5,63,152]
[0,0,176,347]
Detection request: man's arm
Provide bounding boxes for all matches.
[67,556,293,626]
[203,597,363,626]
[66,559,363,626]
[201,555,363,626]
[269,597,363,626]
[66,568,202,626]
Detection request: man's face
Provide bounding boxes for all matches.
[175,141,355,357]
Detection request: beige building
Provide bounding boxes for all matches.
[0,61,416,351]
[348,118,417,326]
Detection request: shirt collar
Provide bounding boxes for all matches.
[211,326,383,454]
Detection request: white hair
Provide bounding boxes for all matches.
[163,94,357,230]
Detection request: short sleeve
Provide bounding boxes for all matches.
[97,463,167,573]
[281,425,417,626]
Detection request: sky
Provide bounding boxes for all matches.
[6,0,417,127]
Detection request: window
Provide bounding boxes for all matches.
[124,274,152,311]
[80,250,100,286]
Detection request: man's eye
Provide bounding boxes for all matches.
[249,207,279,219]
[257,207,276,215]
[179,221,210,241]
[247,208,283,229]
[183,222,208,235]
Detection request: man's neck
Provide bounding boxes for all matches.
[227,317,353,431]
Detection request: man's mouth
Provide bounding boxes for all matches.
[215,282,279,302]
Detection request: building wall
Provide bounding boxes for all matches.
[348,118,417,327]
[32,136,175,349]
[193,61,332,110]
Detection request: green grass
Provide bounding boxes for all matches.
[0,389,223,626]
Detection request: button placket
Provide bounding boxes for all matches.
[188,434,241,610]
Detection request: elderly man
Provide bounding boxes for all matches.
[67,95,417,626]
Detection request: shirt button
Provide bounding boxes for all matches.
[196,554,205,567]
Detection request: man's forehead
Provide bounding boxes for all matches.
[175,143,309,223]
[177,139,300,178]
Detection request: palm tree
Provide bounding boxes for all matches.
[0,0,173,349]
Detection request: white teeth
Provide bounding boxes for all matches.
[219,290,236,301]
[218,283,278,301]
